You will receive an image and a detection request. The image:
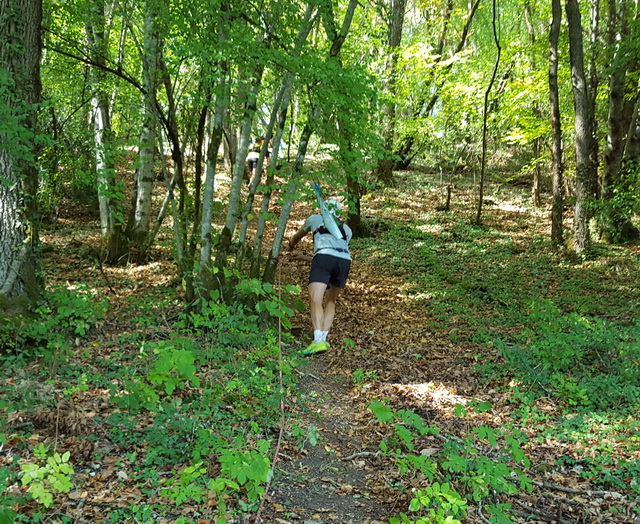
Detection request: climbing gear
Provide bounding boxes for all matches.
[303,341,329,357]
[313,222,347,241]
[312,182,344,241]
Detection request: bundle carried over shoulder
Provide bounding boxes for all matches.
[311,183,344,242]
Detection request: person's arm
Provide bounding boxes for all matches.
[288,227,308,250]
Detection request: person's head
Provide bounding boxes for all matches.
[325,199,342,219]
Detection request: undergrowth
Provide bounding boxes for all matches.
[0,280,302,523]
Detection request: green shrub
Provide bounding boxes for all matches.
[497,298,640,410]
[0,284,107,362]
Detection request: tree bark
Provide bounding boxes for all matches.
[566,0,598,255]
[376,0,407,185]
[474,0,501,225]
[86,0,128,262]
[198,2,229,294]
[128,1,160,258]
[600,0,639,242]
[549,0,564,245]
[0,0,43,313]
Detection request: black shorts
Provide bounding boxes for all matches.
[309,254,351,288]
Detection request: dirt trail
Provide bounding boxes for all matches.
[263,357,391,523]
[259,255,472,523]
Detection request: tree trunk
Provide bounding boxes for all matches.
[198,3,229,294]
[549,0,564,245]
[128,2,160,259]
[0,0,43,313]
[376,0,406,186]
[566,0,598,255]
[600,0,639,242]
[524,0,542,207]
[213,59,265,277]
[474,0,501,225]
[238,2,318,273]
[86,0,128,262]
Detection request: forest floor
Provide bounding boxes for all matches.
[3,168,640,523]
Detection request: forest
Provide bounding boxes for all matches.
[1,0,639,522]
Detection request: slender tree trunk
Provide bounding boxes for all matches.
[237,3,318,273]
[474,0,501,225]
[250,91,293,278]
[198,3,229,294]
[0,0,43,313]
[128,2,160,258]
[376,0,406,185]
[86,0,128,262]
[524,0,542,207]
[549,0,565,245]
[213,59,265,277]
[566,0,598,255]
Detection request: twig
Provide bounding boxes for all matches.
[531,479,617,497]
[513,499,574,524]
[477,500,492,524]
[253,260,288,524]
[341,451,380,461]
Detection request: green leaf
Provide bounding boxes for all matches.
[369,399,394,423]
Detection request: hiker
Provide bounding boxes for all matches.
[246,135,269,181]
[287,199,352,356]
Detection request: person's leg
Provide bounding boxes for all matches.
[305,281,329,355]
[321,285,342,332]
[308,282,328,333]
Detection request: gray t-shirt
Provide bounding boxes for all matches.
[303,214,352,261]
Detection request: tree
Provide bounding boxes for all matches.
[85,0,128,262]
[126,0,161,258]
[0,0,43,312]
[565,0,598,255]
[262,0,360,284]
[474,0,502,225]
[599,0,640,242]
[549,0,565,245]
[376,0,407,185]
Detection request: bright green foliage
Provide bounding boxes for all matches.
[161,462,208,506]
[498,298,640,410]
[371,400,528,524]
[0,285,107,370]
[218,440,271,504]
[20,446,75,508]
[147,341,200,395]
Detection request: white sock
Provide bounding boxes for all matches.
[313,329,323,343]
[321,331,328,342]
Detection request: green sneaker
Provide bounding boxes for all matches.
[303,341,329,357]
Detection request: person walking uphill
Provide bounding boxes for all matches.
[288,199,352,357]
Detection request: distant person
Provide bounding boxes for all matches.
[288,199,352,356]
[246,135,269,182]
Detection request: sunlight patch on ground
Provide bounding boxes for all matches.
[392,382,468,411]
[496,201,528,213]
[415,223,444,234]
